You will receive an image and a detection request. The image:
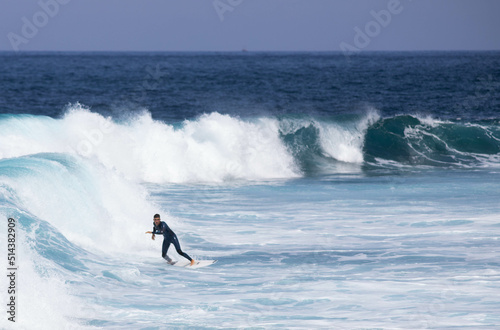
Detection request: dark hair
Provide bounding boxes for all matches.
[153,214,160,219]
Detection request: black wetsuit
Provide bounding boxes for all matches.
[152,221,192,262]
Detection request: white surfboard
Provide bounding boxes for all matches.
[172,260,217,269]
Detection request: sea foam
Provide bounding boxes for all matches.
[0,104,300,183]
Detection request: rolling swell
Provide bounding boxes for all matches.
[278,113,500,174]
[362,115,500,168]
[0,107,499,183]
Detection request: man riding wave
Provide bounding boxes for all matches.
[146,214,196,266]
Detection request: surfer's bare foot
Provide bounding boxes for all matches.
[190,259,196,266]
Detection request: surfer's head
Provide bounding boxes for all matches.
[153,214,161,225]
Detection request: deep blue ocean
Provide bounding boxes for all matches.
[0,52,499,329]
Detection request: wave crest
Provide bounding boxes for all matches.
[0,104,300,183]
[1,105,499,181]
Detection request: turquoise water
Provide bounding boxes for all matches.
[0,52,499,328]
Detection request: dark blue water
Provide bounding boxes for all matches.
[1,52,499,121]
[0,52,499,329]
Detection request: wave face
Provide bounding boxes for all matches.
[0,151,163,328]
[363,115,500,168]
[0,105,499,185]
[279,110,380,174]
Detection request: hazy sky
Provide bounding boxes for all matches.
[1,0,499,52]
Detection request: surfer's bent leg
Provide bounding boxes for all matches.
[161,237,172,261]
[171,234,192,261]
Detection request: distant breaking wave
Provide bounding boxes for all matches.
[1,104,499,184]
[363,115,500,169]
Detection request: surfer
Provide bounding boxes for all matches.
[145,214,195,266]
